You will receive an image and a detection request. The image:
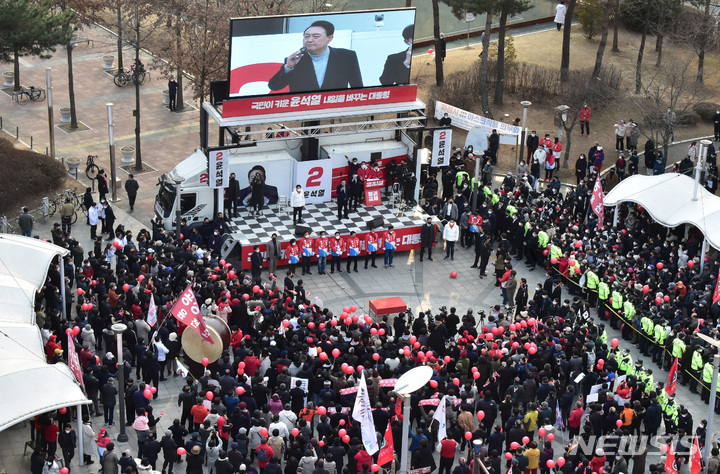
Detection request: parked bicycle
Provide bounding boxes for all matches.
[47,191,78,224]
[85,155,99,180]
[13,86,46,105]
[113,60,147,87]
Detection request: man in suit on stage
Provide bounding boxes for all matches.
[379,25,414,86]
[269,20,363,93]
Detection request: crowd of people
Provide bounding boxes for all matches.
[22,130,720,474]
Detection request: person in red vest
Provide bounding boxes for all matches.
[330,231,345,274]
[365,227,380,269]
[315,231,330,275]
[579,102,592,137]
[286,239,300,276]
[298,232,314,276]
[346,231,361,273]
[384,226,397,268]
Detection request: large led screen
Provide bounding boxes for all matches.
[228,8,417,99]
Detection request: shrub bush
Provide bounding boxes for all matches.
[577,0,604,40]
[693,102,720,122]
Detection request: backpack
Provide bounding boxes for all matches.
[257,446,269,462]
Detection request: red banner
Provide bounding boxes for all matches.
[240,225,424,270]
[377,421,394,466]
[170,285,215,345]
[713,267,720,305]
[665,443,679,474]
[67,333,84,388]
[590,174,605,228]
[691,436,702,474]
[222,86,418,118]
[666,357,678,396]
[364,180,384,206]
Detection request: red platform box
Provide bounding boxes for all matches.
[364,178,384,206]
[369,297,407,318]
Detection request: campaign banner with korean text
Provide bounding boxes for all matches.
[240,224,425,270]
[170,285,214,345]
[294,158,333,204]
[209,149,230,189]
[364,179,384,206]
[434,101,521,136]
[431,129,451,167]
[223,86,418,118]
[67,333,84,388]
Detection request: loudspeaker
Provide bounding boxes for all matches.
[295,224,312,237]
[367,216,384,230]
[209,81,228,105]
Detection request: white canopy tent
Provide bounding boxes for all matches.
[0,234,89,433]
[604,173,720,269]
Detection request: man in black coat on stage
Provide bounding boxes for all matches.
[379,25,414,86]
[269,21,363,93]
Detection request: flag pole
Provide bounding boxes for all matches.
[704,354,720,474]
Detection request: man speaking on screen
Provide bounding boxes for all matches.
[268,20,363,93]
[379,25,413,86]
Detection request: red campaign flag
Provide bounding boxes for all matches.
[665,443,679,474]
[713,267,720,305]
[394,399,403,419]
[666,357,678,396]
[691,436,702,474]
[590,174,605,228]
[170,284,215,345]
[67,333,84,388]
[376,421,394,466]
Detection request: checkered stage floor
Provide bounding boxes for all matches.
[226,201,429,246]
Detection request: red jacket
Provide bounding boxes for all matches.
[366,232,379,252]
[552,141,562,153]
[330,237,345,256]
[440,439,457,458]
[568,407,584,428]
[315,237,330,257]
[286,244,300,262]
[244,355,261,376]
[355,449,372,471]
[579,106,592,122]
[347,236,361,256]
[299,237,314,257]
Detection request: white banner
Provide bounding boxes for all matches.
[209,149,230,189]
[431,129,452,167]
[352,372,379,454]
[433,395,448,441]
[147,296,157,327]
[294,158,333,204]
[434,100,522,136]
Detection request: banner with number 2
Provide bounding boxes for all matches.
[170,285,214,345]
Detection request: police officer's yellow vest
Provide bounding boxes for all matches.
[623,301,634,319]
[598,282,609,300]
[586,271,599,289]
[507,205,517,216]
[611,291,623,310]
[691,351,704,371]
[538,231,549,249]
[703,362,714,383]
[550,245,562,260]
[654,325,667,345]
[672,338,687,358]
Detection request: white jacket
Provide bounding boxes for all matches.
[443,222,460,242]
[88,205,99,226]
[290,189,305,207]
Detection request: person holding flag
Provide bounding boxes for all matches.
[590,174,605,228]
[352,372,378,456]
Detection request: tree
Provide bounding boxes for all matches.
[591,0,613,81]
[611,0,621,52]
[576,0,603,39]
[634,0,651,94]
[432,0,444,87]
[631,56,709,158]
[493,0,531,104]
[560,0,577,81]
[0,0,74,90]
[680,0,719,83]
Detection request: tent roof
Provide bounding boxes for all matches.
[0,235,89,433]
[604,173,720,250]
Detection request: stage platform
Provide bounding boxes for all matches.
[221,200,438,269]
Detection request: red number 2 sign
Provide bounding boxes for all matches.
[306,167,323,187]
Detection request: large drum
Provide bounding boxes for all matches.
[181,315,231,365]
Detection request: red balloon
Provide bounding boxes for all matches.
[339,428,348,438]
[568,259,576,267]
[76,288,84,295]
[450,271,458,278]
[143,389,152,400]
[72,326,80,336]
[320,352,329,361]
[371,465,380,473]
[260,427,269,437]
[370,328,378,335]
[236,387,245,395]
[477,411,485,421]
[453,378,460,386]
[282,320,290,328]
[557,457,565,467]
[330,319,338,326]
[538,427,546,438]
[319,440,325,447]
[317,406,327,415]
[150,386,157,394]
[342,435,350,443]
[357,365,365,373]
[350,305,357,313]
[529,346,537,354]
[443,356,451,364]
[379,328,386,335]
[522,436,530,444]
[138,275,145,281]
[332,348,341,358]
[429,380,438,388]
[123,283,130,291]
[611,338,619,348]
[510,442,520,450]
[550,257,558,264]
[427,48,434,54]
[547,433,555,441]
[616,419,623,428]
[219,260,226,266]
[543,249,549,256]
[364,315,373,324]
[414,342,421,348]
[373,353,380,361]
[409,336,417,344]
[58,407,67,414]
[243,293,250,300]
[663,295,670,302]
[575,266,582,274]
[292,428,300,437]
[575,240,583,248]
[547,460,556,469]
[464,431,473,440]
[688,260,695,268]
[339,419,346,426]
[528,318,536,326]
[657,262,664,270]
[202,357,209,367]
[509,323,517,331]
[642,285,649,294]
[473,372,480,380]
[655,297,663,305]
[60,468,69,474]
[177,447,186,455]
[206,391,214,401]
[505,452,513,460]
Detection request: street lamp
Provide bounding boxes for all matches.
[173,176,185,239]
[518,101,531,167]
[112,323,128,443]
[694,332,720,474]
[107,103,118,202]
[471,151,484,213]
[394,366,433,474]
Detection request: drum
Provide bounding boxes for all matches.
[181,315,231,365]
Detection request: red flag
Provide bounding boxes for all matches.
[147,295,157,327]
[713,267,720,305]
[691,436,702,474]
[666,357,678,396]
[376,421,394,466]
[395,398,403,419]
[170,284,214,345]
[665,443,679,474]
[590,174,605,228]
[67,333,84,388]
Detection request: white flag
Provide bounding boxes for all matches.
[352,372,379,454]
[433,395,448,441]
[147,296,157,327]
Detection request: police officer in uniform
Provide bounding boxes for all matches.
[690,346,705,394]
[585,265,599,307]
